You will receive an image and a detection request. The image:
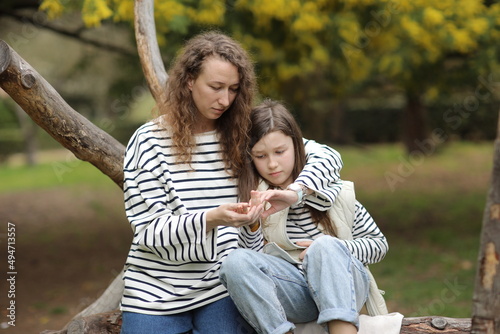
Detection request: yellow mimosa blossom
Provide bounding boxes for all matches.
[249,0,298,21]
[39,0,65,19]
[156,0,186,26]
[452,29,477,53]
[338,15,363,46]
[112,0,134,22]
[423,7,444,27]
[292,13,327,32]
[82,0,114,27]
[401,16,421,42]
[455,0,484,18]
[390,0,413,13]
[312,46,330,65]
[467,18,489,36]
[187,0,225,25]
[416,31,434,49]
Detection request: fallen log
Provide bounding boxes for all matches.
[401,316,471,333]
[40,310,472,334]
[40,310,122,334]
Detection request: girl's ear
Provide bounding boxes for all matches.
[188,79,193,91]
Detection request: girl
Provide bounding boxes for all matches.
[120,33,345,334]
[220,99,389,334]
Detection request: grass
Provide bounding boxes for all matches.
[338,141,492,318]
[0,141,495,318]
[0,150,118,194]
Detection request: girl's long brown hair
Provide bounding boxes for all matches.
[239,99,336,236]
[156,31,257,177]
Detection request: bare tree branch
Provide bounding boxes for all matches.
[134,0,168,103]
[0,39,125,188]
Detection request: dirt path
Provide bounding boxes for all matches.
[0,187,131,334]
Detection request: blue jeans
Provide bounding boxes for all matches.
[120,296,255,334]
[219,236,369,334]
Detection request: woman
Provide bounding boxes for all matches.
[120,33,344,334]
[220,99,388,334]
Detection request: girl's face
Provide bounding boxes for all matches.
[251,130,295,189]
[188,56,240,132]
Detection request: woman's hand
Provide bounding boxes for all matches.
[206,202,264,231]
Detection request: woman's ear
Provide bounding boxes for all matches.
[188,79,193,91]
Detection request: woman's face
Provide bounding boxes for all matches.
[251,130,295,189]
[188,56,240,132]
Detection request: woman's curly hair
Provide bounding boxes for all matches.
[156,31,257,178]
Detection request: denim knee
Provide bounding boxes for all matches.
[220,248,252,284]
[307,235,348,260]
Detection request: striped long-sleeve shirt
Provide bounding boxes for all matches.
[120,121,344,315]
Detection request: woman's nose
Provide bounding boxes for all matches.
[218,90,230,107]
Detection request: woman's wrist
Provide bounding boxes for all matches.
[205,209,219,232]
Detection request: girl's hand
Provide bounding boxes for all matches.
[254,189,298,218]
[296,240,313,261]
[250,190,263,208]
[206,202,264,231]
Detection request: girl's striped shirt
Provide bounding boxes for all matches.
[286,201,388,265]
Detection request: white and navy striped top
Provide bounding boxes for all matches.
[285,201,388,265]
[120,120,344,315]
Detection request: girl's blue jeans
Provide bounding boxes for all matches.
[219,235,370,334]
[120,296,255,334]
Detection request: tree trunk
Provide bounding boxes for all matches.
[0,39,125,188]
[401,91,430,155]
[470,110,500,334]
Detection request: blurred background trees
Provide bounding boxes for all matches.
[1,0,500,160]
